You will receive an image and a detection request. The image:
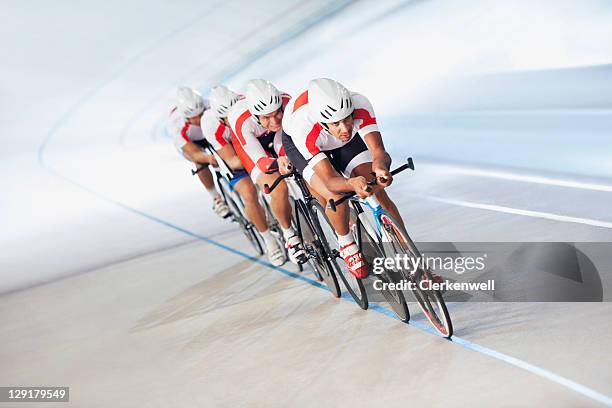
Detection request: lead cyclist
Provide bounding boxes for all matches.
[281,78,405,279]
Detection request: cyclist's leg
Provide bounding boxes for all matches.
[195,164,215,193]
[306,173,350,235]
[191,162,229,217]
[255,172,293,230]
[232,131,294,232]
[232,174,268,232]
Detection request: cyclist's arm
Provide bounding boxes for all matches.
[235,125,277,174]
[364,131,391,170]
[312,156,369,196]
[364,131,393,186]
[182,142,216,165]
[216,144,244,170]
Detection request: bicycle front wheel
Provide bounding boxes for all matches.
[380,213,453,337]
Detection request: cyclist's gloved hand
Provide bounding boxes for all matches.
[349,176,373,199]
[278,156,293,175]
[372,166,393,187]
[207,155,219,167]
[257,157,279,174]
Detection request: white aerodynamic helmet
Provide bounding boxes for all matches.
[209,85,240,118]
[308,78,354,123]
[176,86,205,118]
[246,79,282,116]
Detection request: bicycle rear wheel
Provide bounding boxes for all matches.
[311,201,368,309]
[296,202,340,297]
[356,215,409,322]
[380,213,453,337]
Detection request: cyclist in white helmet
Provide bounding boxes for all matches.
[282,78,404,279]
[225,79,306,266]
[169,86,230,218]
[205,85,285,266]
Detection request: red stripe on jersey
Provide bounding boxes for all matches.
[305,123,322,156]
[292,91,308,113]
[180,122,190,142]
[353,108,377,129]
[231,131,256,174]
[278,145,286,157]
[234,110,252,146]
[214,121,228,147]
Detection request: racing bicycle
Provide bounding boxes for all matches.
[191,154,267,257]
[264,166,344,298]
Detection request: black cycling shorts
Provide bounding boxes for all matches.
[282,131,371,182]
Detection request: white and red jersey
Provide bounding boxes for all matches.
[168,106,207,157]
[226,93,291,181]
[282,90,379,161]
[201,108,234,150]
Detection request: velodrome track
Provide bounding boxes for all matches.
[1,1,611,406]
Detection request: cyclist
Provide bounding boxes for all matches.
[169,86,229,218]
[225,79,306,264]
[282,78,404,279]
[205,85,286,266]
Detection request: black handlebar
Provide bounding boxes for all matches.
[263,157,414,207]
[263,164,294,194]
[327,157,414,212]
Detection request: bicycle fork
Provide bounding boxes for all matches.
[355,196,388,243]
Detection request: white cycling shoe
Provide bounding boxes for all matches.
[266,239,287,267]
[286,235,307,264]
[212,196,231,219]
[339,241,368,279]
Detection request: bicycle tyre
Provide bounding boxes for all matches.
[219,179,265,256]
[296,201,340,297]
[356,213,409,322]
[310,201,368,309]
[380,213,453,337]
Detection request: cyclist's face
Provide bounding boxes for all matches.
[325,115,353,142]
[257,108,283,132]
[188,113,202,126]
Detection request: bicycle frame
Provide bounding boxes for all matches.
[349,195,391,249]
[205,145,239,191]
[288,172,319,244]
[266,169,328,258]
